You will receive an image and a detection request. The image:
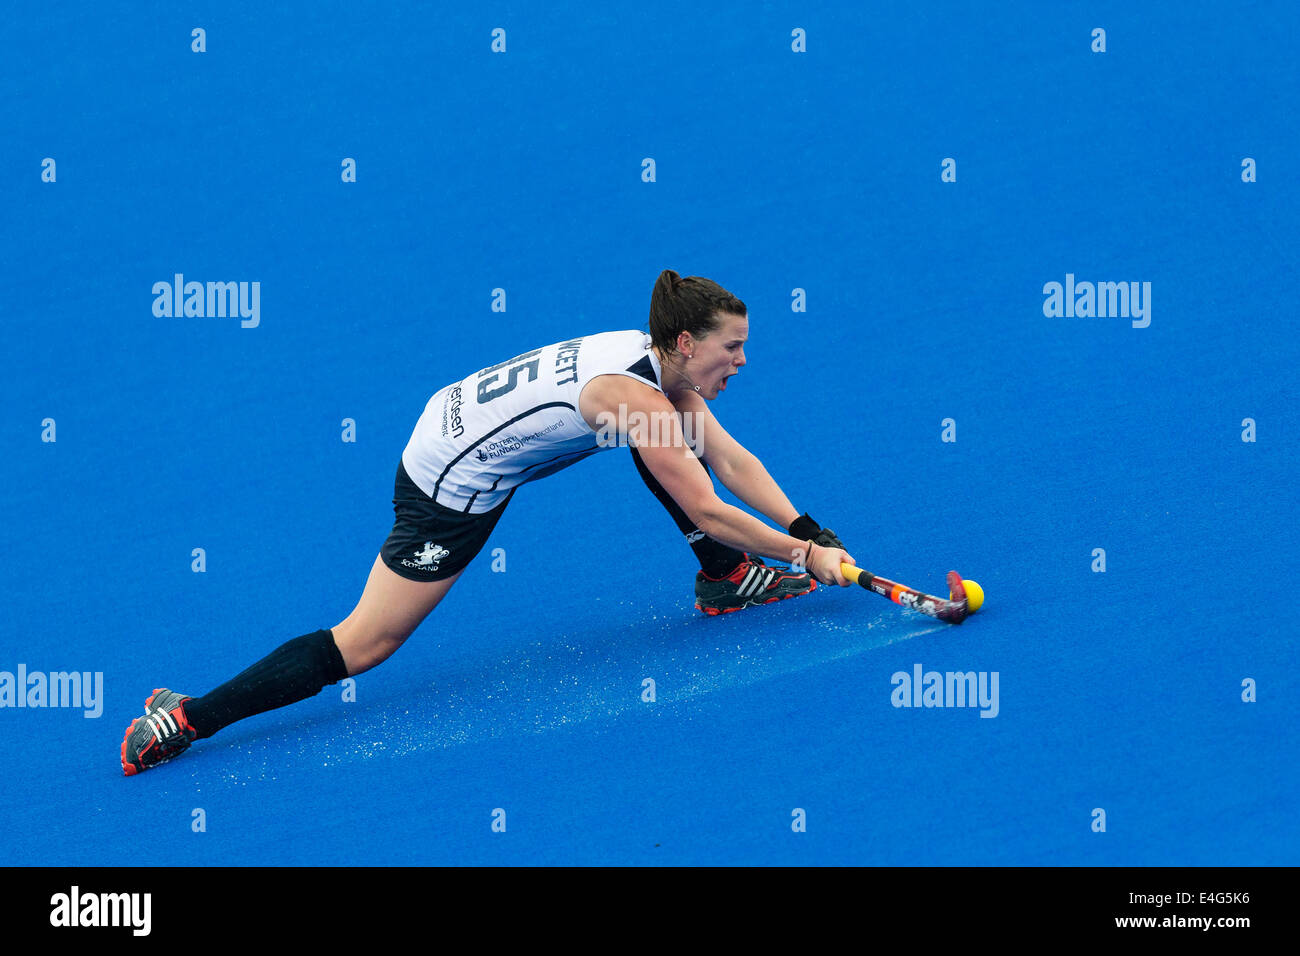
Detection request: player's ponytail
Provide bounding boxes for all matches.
[648,269,747,356]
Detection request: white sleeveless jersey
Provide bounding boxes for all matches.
[402,330,664,512]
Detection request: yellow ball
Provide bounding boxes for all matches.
[962,580,984,613]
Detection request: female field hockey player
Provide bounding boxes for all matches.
[122,270,854,774]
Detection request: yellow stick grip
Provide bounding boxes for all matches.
[840,563,864,585]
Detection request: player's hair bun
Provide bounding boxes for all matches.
[648,269,747,356]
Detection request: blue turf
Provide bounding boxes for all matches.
[1,1,1296,865]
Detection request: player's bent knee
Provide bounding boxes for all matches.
[330,617,413,675]
[330,556,462,675]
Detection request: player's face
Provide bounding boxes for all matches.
[690,312,748,400]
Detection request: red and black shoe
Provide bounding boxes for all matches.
[121,688,198,776]
[694,554,817,616]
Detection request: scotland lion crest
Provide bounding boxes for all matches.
[412,541,450,569]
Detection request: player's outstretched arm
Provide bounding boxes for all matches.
[670,389,800,527]
[580,375,853,585]
[672,389,848,555]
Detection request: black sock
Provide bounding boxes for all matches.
[629,446,745,578]
[183,629,349,740]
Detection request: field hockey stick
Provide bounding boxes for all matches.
[839,565,981,625]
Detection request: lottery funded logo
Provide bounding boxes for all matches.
[472,421,564,462]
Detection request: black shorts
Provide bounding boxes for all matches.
[380,459,512,582]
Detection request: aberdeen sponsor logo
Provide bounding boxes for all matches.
[441,384,465,439]
[0,665,103,718]
[152,274,261,328]
[1042,273,1151,328]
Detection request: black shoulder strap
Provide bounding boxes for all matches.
[625,354,658,386]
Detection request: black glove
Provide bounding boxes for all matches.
[788,513,845,550]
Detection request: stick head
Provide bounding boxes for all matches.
[946,571,967,605]
[947,572,983,614]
